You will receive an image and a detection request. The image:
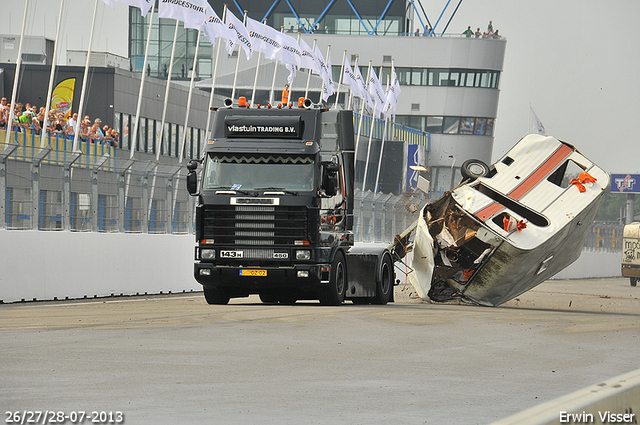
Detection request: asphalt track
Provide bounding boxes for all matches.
[1,278,639,425]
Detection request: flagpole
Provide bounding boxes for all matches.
[155,21,179,162]
[5,0,29,146]
[347,55,358,110]
[304,39,317,100]
[333,49,346,110]
[125,2,156,205]
[72,0,99,152]
[250,50,263,106]
[269,26,284,105]
[375,72,391,194]
[354,60,372,168]
[288,32,301,104]
[318,44,330,104]
[129,1,155,159]
[148,20,179,220]
[40,0,66,148]
[178,30,201,163]
[205,5,227,140]
[231,10,248,102]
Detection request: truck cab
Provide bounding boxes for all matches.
[187,104,394,305]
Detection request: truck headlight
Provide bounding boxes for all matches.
[201,249,215,260]
[296,250,311,260]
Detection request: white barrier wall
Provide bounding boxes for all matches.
[491,368,640,425]
[0,231,623,303]
[551,249,621,280]
[0,231,198,303]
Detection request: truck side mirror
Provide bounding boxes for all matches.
[186,160,199,196]
[322,163,339,197]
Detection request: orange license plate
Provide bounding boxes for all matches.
[239,269,267,277]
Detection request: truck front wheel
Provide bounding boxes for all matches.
[319,252,347,306]
[203,286,230,305]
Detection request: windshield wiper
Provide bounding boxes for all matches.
[254,187,299,196]
[209,186,253,195]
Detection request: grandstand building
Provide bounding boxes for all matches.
[1,0,506,195]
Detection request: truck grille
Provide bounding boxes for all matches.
[203,205,308,245]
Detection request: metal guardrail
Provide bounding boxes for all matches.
[1,131,192,234]
[353,112,430,147]
[353,189,426,243]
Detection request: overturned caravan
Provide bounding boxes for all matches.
[402,134,610,306]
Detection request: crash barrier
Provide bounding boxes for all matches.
[1,139,191,233]
[353,189,426,243]
[353,112,430,147]
[1,129,116,170]
[491,368,640,425]
[0,230,197,303]
[585,222,624,251]
[550,248,621,279]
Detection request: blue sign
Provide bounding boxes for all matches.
[406,144,427,192]
[611,174,640,193]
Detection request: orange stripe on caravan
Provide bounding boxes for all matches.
[474,143,574,222]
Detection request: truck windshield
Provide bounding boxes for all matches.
[202,154,315,192]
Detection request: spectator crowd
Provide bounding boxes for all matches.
[463,20,501,39]
[413,21,501,39]
[0,96,119,147]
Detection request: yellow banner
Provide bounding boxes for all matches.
[51,77,76,118]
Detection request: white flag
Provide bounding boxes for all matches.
[202,5,235,46]
[383,66,401,119]
[102,0,153,17]
[530,106,547,135]
[354,64,373,108]
[286,63,297,85]
[225,10,252,60]
[298,38,319,73]
[246,17,282,61]
[342,57,362,99]
[158,0,208,30]
[277,32,302,69]
[368,68,386,117]
[314,45,334,101]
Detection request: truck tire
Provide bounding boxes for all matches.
[203,286,230,305]
[319,251,347,306]
[372,253,393,305]
[632,278,638,287]
[461,159,490,181]
[278,293,298,305]
[259,291,279,304]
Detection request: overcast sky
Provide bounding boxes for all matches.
[3,0,639,174]
[444,0,640,173]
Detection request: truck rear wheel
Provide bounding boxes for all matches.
[372,253,393,305]
[632,278,638,287]
[319,251,347,306]
[203,286,230,305]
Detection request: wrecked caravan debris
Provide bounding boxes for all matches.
[399,134,610,306]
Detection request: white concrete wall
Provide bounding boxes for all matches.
[491,368,640,425]
[0,231,198,303]
[551,249,621,280]
[0,231,622,303]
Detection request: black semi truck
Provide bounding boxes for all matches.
[186,103,395,305]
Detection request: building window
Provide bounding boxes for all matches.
[397,115,494,136]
